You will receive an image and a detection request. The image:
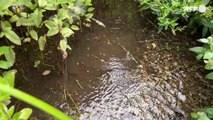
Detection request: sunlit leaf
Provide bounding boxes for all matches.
[38,36,46,51]
[29,30,38,41]
[58,8,69,20]
[8,106,15,117]
[0,46,15,69]
[47,28,59,36]
[59,39,67,52]
[3,29,21,45]
[38,0,47,7]
[71,25,80,31]
[3,70,16,88]
[198,38,208,43]
[0,0,13,12]
[44,4,57,10]
[32,8,43,27]
[203,51,213,60]
[87,7,95,12]
[4,47,15,69]
[9,15,19,23]
[1,21,12,30]
[13,108,32,120]
[61,27,74,38]
[45,20,57,29]
[16,17,35,26]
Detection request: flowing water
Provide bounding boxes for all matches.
[18,0,213,120]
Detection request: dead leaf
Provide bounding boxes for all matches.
[151,43,156,49]
[42,70,51,76]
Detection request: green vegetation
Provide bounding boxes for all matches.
[190,35,213,79]
[139,0,213,36]
[0,0,94,119]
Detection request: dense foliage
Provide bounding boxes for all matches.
[0,0,93,119]
[139,0,213,36]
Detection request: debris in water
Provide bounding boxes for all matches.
[177,92,186,102]
[75,80,83,89]
[91,18,106,28]
[42,70,51,76]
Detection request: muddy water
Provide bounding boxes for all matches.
[19,0,213,120]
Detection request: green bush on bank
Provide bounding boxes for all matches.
[0,0,94,119]
[139,0,213,36]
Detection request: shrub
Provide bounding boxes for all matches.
[0,0,94,119]
[138,0,213,36]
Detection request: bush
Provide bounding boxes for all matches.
[0,0,94,119]
[138,0,213,36]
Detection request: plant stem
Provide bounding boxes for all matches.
[0,84,72,120]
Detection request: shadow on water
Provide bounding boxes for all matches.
[18,0,213,120]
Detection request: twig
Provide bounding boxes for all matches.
[75,80,83,89]
[91,54,107,63]
[118,43,139,64]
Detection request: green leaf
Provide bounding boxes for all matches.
[44,4,57,10]
[38,36,46,51]
[8,106,15,117]
[47,28,59,36]
[13,108,32,120]
[0,0,13,12]
[191,112,198,118]
[71,25,80,31]
[198,38,209,43]
[45,20,57,29]
[59,39,67,52]
[205,72,213,80]
[0,46,15,69]
[202,27,209,37]
[3,29,21,45]
[189,47,204,53]
[9,15,19,23]
[29,30,38,41]
[84,0,92,5]
[58,8,69,20]
[32,9,43,27]
[1,21,12,30]
[201,20,213,28]
[68,18,73,24]
[85,13,94,19]
[203,51,213,59]
[87,7,95,12]
[38,0,47,7]
[0,61,9,69]
[16,17,35,26]
[61,27,74,38]
[207,108,213,114]
[196,53,203,60]
[0,32,4,38]
[0,84,72,120]
[202,0,210,5]
[4,47,15,70]
[3,70,16,87]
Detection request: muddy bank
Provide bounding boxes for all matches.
[16,0,213,120]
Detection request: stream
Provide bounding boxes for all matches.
[18,0,213,120]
